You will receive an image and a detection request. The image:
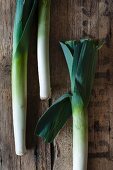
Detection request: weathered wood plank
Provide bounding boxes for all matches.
[1,0,113,170]
[88,158,113,170]
[50,0,113,170]
[0,1,21,170]
[50,1,82,170]
[0,0,51,170]
[99,0,113,161]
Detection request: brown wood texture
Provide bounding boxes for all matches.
[0,0,113,170]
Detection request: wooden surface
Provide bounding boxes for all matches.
[0,0,113,169]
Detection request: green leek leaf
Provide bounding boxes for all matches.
[35,93,72,143]
[13,0,37,56]
[60,42,73,78]
[60,39,104,107]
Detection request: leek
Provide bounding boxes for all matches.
[12,0,37,156]
[37,0,51,100]
[60,39,103,170]
[35,39,103,169]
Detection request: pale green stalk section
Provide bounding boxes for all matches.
[12,50,27,155]
[37,0,51,100]
[72,98,88,170]
[73,112,88,170]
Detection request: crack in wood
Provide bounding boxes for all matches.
[50,143,55,170]
[0,156,2,167]
[20,157,22,170]
[34,145,38,170]
[49,98,55,170]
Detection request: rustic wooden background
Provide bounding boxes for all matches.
[0,0,113,169]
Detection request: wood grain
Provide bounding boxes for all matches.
[0,1,51,170]
[50,0,113,170]
[0,0,113,169]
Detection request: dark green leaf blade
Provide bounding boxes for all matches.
[75,39,99,106]
[13,0,37,56]
[35,93,72,143]
[71,42,83,92]
[60,39,103,107]
[60,42,73,77]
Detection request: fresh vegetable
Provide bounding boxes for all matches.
[12,0,37,156]
[37,0,51,100]
[35,39,103,169]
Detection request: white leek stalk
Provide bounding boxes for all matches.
[12,53,27,155]
[72,106,88,170]
[37,0,51,100]
[12,0,37,155]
